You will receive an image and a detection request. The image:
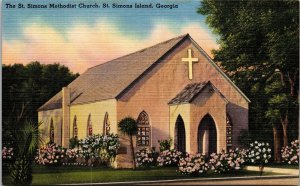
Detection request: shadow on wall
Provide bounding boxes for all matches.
[226,102,248,148]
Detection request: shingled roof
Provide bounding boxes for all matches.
[168,81,228,105]
[38,34,189,111]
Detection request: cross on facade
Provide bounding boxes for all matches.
[182,49,198,79]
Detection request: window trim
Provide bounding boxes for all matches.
[50,118,54,143]
[136,111,151,147]
[103,112,110,135]
[73,115,78,138]
[87,114,93,136]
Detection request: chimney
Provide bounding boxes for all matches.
[62,87,70,147]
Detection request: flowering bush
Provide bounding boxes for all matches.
[78,134,120,160]
[209,148,247,173]
[2,147,14,160]
[178,153,209,175]
[157,149,184,167]
[136,148,159,167]
[35,134,120,167]
[64,148,78,163]
[247,141,271,165]
[35,143,65,166]
[281,139,299,165]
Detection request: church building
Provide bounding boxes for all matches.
[38,34,250,168]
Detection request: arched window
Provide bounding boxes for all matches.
[137,111,151,146]
[103,112,110,135]
[226,114,233,149]
[87,114,93,136]
[50,118,54,143]
[73,115,78,138]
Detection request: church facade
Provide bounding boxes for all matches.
[38,34,250,168]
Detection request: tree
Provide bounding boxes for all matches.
[118,117,138,169]
[9,120,42,185]
[2,62,79,183]
[2,62,79,146]
[198,0,299,161]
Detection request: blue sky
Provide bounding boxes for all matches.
[3,0,218,73]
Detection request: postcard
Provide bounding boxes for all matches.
[2,0,299,185]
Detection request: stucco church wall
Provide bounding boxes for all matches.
[38,109,62,146]
[69,99,117,140]
[189,87,227,154]
[227,102,248,148]
[169,104,191,151]
[117,38,248,152]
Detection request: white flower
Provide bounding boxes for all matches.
[263,154,267,158]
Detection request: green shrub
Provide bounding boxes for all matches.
[69,137,79,149]
[158,139,172,152]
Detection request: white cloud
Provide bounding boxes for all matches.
[3,20,218,73]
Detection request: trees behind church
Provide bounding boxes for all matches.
[198,0,299,161]
[2,62,79,146]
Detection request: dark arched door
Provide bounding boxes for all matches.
[198,114,217,155]
[175,115,186,153]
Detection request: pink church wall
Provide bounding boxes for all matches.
[116,38,249,156]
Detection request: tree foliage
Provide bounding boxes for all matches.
[3,62,78,184]
[118,117,138,169]
[9,120,42,185]
[118,117,138,136]
[198,0,298,153]
[2,62,79,146]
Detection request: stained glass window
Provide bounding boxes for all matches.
[103,112,110,135]
[226,114,233,148]
[87,114,92,136]
[73,116,78,138]
[50,118,54,143]
[137,111,150,146]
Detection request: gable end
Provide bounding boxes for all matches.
[188,36,251,103]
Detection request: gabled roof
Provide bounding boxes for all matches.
[38,33,250,111]
[168,81,228,105]
[38,34,189,111]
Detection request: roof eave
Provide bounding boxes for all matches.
[188,81,229,104]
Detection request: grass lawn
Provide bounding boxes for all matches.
[2,165,283,185]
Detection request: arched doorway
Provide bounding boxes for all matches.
[198,114,217,156]
[175,115,186,152]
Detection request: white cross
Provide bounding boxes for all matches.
[182,49,198,79]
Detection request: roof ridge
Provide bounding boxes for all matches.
[86,33,189,72]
